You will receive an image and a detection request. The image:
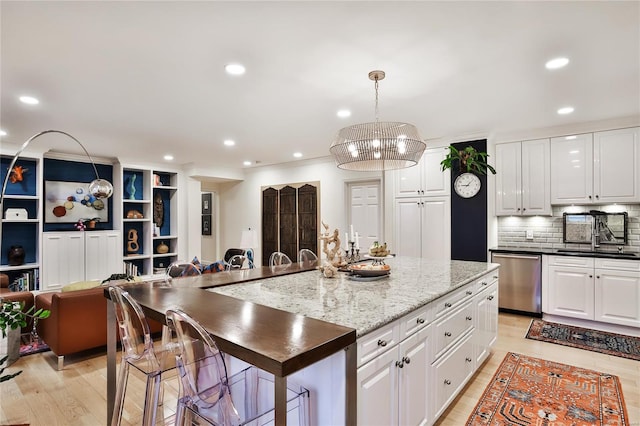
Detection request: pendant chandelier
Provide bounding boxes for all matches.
[330,70,426,171]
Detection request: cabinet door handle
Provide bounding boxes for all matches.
[517,208,521,211]
[416,318,425,324]
[522,208,526,211]
[481,281,487,286]
[402,356,411,365]
[395,360,404,368]
[444,379,451,385]
[444,331,452,337]
[595,195,599,199]
[589,275,593,278]
[596,275,600,279]
[444,302,452,308]
[466,357,472,363]
[416,202,420,206]
[487,295,494,301]
[377,339,387,347]
[466,316,472,321]
[589,195,592,199]
[492,275,498,279]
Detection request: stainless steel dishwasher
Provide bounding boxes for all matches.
[490,252,542,316]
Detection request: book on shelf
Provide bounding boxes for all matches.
[124,261,139,277]
[8,269,39,292]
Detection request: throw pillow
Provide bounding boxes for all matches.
[61,280,102,292]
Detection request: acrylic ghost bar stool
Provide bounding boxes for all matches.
[108,286,178,426]
[298,249,318,264]
[268,251,292,267]
[166,308,310,426]
[166,261,202,278]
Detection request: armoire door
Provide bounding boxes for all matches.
[279,186,297,261]
[297,184,318,256]
[262,187,279,265]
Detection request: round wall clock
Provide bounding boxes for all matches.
[454,172,481,198]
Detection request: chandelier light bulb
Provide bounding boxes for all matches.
[374,151,381,159]
[348,143,356,152]
[351,150,359,158]
[372,139,381,148]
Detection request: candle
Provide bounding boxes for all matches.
[345,232,349,250]
[350,224,354,242]
[355,232,360,249]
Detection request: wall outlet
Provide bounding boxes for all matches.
[526,230,534,240]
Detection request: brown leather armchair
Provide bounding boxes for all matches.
[35,285,163,370]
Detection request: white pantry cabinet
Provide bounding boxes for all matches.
[41,231,121,291]
[495,139,551,216]
[394,148,450,198]
[550,127,640,204]
[394,197,450,260]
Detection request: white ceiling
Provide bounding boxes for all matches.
[1,1,639,174]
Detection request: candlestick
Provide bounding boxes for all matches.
[355,232,359,249]
[350,224,354,242]
[344,232,349,250]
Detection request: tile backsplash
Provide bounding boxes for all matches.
[497,204,640,251]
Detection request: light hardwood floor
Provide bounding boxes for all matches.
[1,313,639,425]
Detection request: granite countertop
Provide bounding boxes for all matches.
[210,256,499,338]
[490,246,639,259]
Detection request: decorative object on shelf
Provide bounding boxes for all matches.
[127,173,137,200]
[440,145,496,176]
[126,209,143,219]
[74,220,86,231]
[153,192,164,228]
[0,130,113,212]
[318,221,345,278]
[153,224,160,237]
[156,241,169,254]
[3,208,28,221]
[127,229,139,254]
[7,245,25,266]
[153,174,162,186]
[8,164,28,184]
[330,70,426,171]
[85,217,100,229]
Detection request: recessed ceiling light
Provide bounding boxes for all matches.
[243,161,252,166]
[545,57,569,70]
[224,139,235,146]
[0,130,6,136]
[557,106,574,115]
[164,154,174,161]
[225,63,246,75]
[337,109,351,118]
[19,95,39,105]
[293,152,302,158]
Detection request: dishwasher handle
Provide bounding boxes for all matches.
[492,254,541,261]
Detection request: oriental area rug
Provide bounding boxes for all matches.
[19,334,49,356]
[466,352,630,425]
[526,319,640,361]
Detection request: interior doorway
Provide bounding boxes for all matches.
[347,180,382,251]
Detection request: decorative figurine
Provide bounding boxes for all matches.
[8,165,28,183]
[127,229,139,254]
[127,173,137,200]
[154,193,164,228]
[318,221,345,277]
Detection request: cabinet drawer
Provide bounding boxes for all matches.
[434,300,474,359]
[398,304,433,340]
[595,258,640,272]
[549,255,595,268]
[357,321,399,367]
[434,284,474,318]
[432,333,474,419]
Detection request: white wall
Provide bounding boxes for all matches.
[214,157,381,266]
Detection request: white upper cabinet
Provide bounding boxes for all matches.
[550,127,640,204]
[394,148,449,198]
[593,127,640,204]
[495,139,551,216]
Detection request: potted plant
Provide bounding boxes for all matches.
[0,301,50,382]
[440,145,496,175]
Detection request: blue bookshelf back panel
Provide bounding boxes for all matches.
[1,222,38,265]
[1,157,37,196]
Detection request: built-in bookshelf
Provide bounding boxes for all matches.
[118,166,179,276]
[0,154,42,291]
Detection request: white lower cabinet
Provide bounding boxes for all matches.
[41,231,122,291]
[356,270,499,425]
[545,256,640,328]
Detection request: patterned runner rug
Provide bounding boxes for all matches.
[526,318,640,361]
[466,352,630,425]
[19,334,50,356]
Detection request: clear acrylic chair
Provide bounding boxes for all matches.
[268,252,292,267]
[108,286,178,426]
[298,249,318,264]
[166,308,309,426]
[166,261,202,278]
[225,254,247,271]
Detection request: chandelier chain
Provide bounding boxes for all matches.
[374,77,380,123]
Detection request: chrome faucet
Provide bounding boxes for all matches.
[592,216,601,251]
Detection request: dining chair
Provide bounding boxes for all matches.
[268,251,292,267]
[166,261,202,278]
[166,308,310,425]
[298,249,318,264]
[108,286,178,426]
[225,254,248,271]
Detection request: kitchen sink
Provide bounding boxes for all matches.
[555,249,637,258]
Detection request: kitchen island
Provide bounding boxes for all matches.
[107,256,499,425]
